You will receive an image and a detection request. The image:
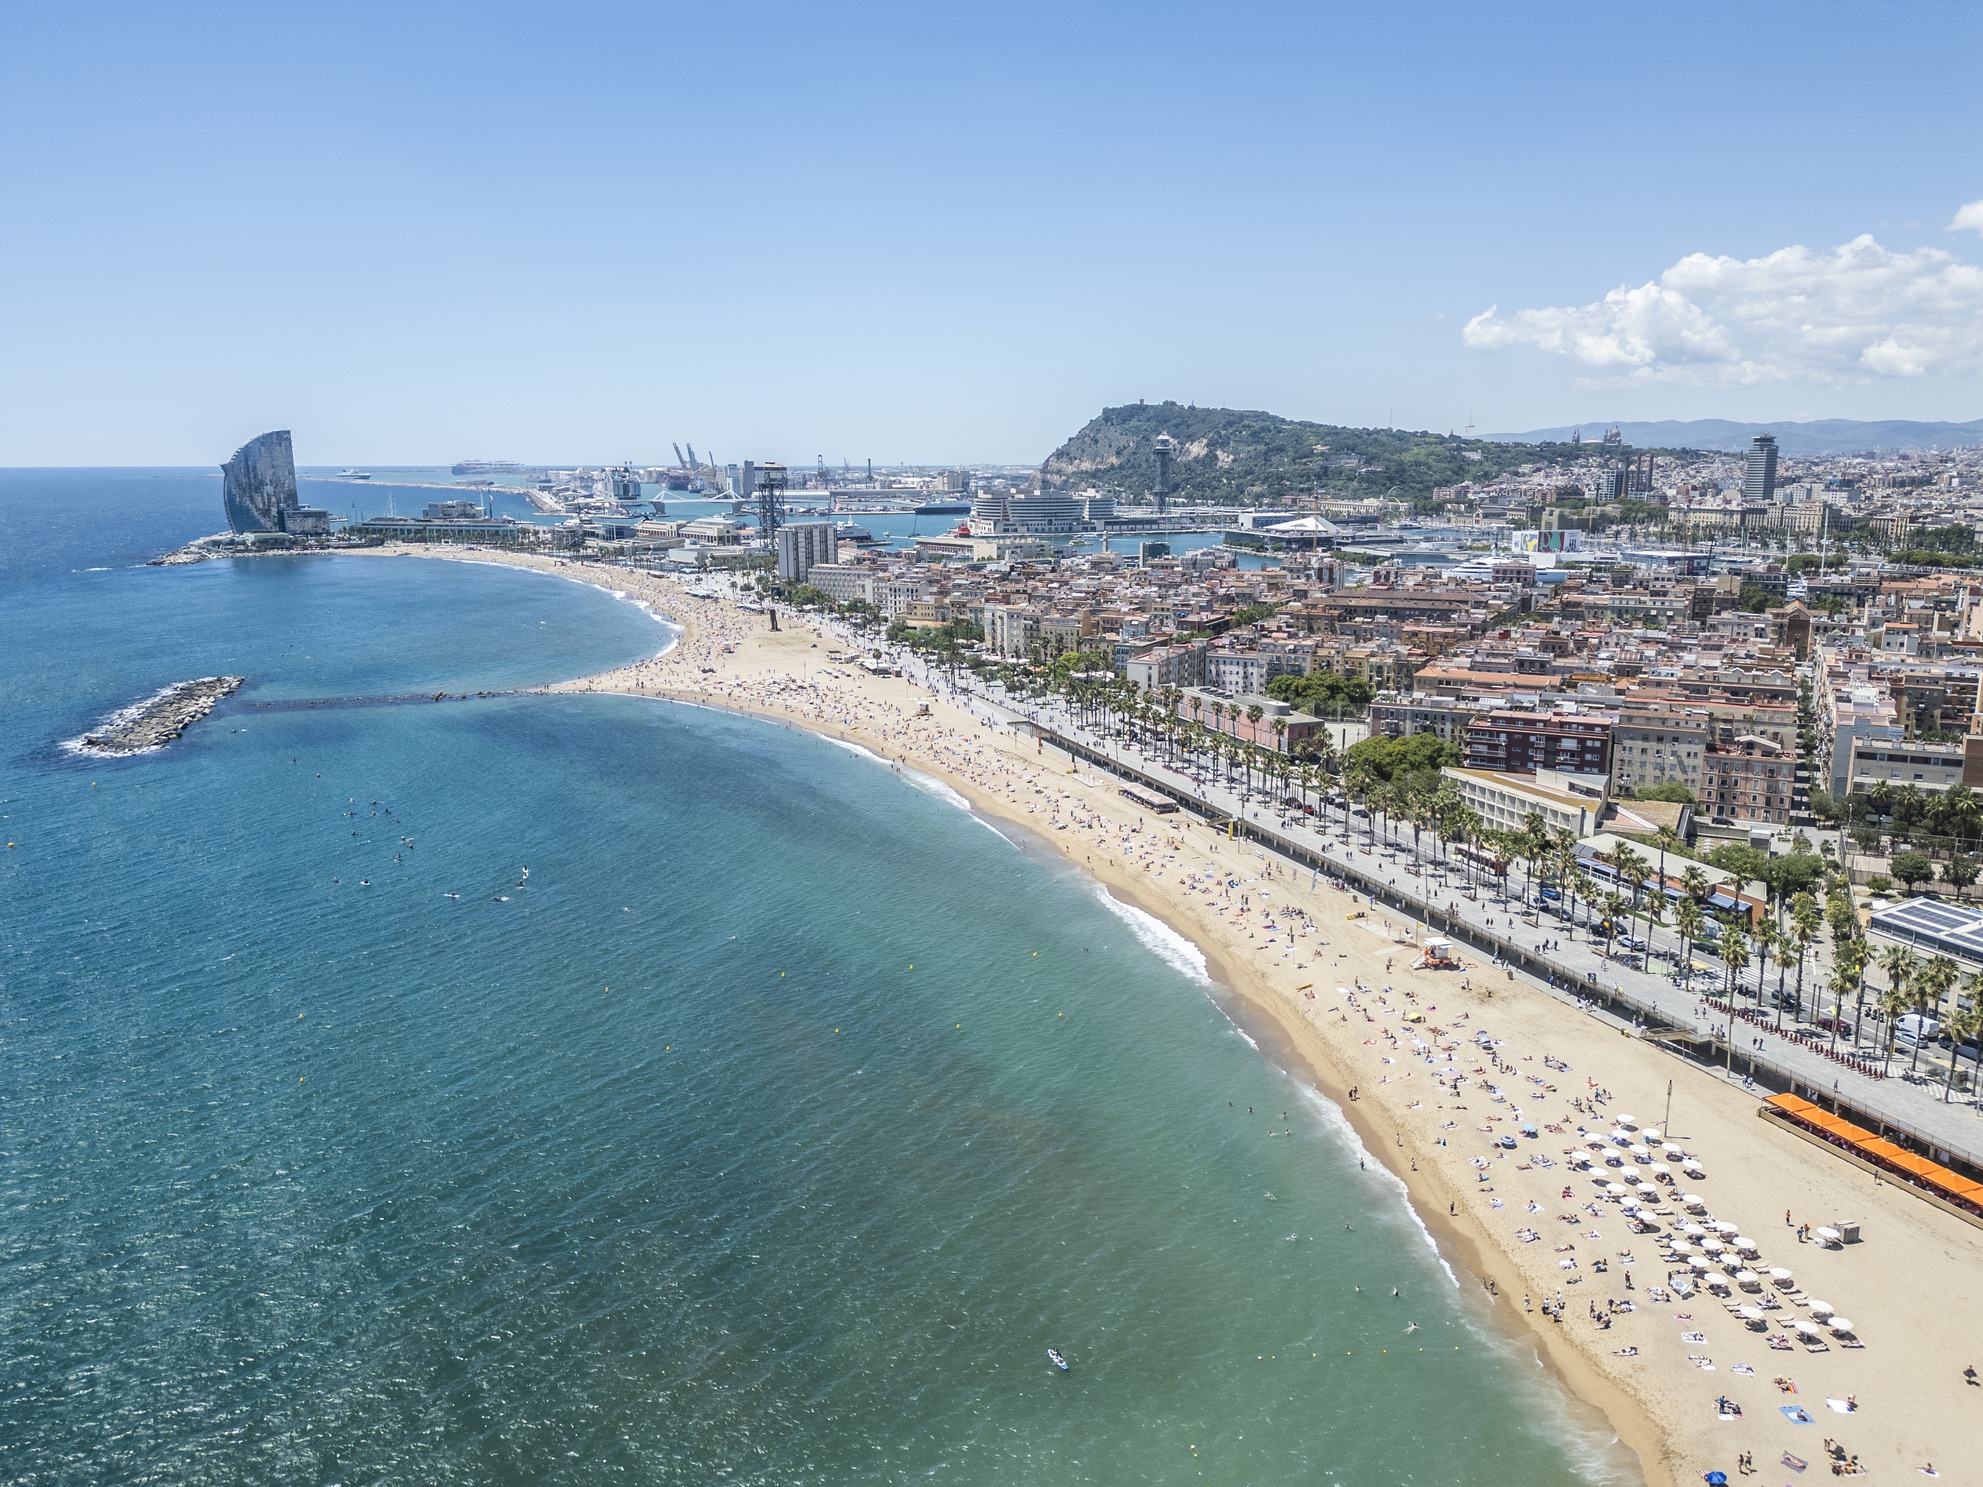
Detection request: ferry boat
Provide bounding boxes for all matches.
[338,469,372,480]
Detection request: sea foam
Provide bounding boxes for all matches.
[1091,885,1212,984]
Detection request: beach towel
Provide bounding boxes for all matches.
[1826,1398,1855,1415]
[1778,1405,1813,1424]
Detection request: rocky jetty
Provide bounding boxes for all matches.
[78,676,245,754]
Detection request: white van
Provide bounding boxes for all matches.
[1894,1013,1943,1047]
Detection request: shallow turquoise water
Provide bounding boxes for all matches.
[0,473,1631,1483]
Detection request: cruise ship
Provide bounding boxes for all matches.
[337,469,372,480]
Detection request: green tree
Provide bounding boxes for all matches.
[1891,851,1936,894]
[1342,731,1460,786]
[1940,854,1980,900]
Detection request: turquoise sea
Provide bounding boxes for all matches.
[0,470,1632,1484]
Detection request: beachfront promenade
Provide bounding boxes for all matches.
[878,649,1983,1177]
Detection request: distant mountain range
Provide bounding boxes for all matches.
[1490,418,1983,456]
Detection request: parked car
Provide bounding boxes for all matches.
[1815,1014,1855,1037]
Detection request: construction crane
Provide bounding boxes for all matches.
[672,442,688,470]
[686,444,700,472]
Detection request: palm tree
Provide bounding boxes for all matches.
[1750,918,1778,1005]
[1771,936,1798,1030]
[1913,955,1959,1075]
[1652,823,1682,912]
[1610,845,1648,952]
[1682,865,1711,906]
[1601,890,1629,959]
[1720,924,1751,1003]
[1877,945,1919,1072]
[1944,977,1983,1102]
[1675,898,1705,982]
[1788,892,1822,1023]
[1827,953,1861,1055]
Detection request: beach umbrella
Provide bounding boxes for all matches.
[1662,1143,1685,1159]
[1704,1272,1731,1290]
[1732,1236,1758,1253]
[1826,1317,1854,1334]
[1682,1162,1707,1178]
[1734,1270,1761,1288]
[1768,1266,1794,1286]
[1610,1129,1633,1145]
[1737,1305,1764,1321]
[1709,1219,1739,1234]
[1689,1257,1712,1272]
[1706,1472,1729,1486]
[1635,1182,1659,1197]
[1680,1193,1707,1210]
[1669,1241,1697,1256]
[1792,1319,1822,1336]
[1641,1127,1663,1142]
[1615,1113,1636,1128]
[1700,1238,1726,1254]
[1805,1299,1833,1316]
[1814,1226,1842,1246]
[1682,1225,1708,1240]
[1604,1182,1628,1197]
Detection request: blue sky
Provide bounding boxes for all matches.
[4,0,1981,464]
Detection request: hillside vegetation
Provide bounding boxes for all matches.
[1041,401,1595,507]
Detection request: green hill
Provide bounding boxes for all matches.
[1040,402,1592,507]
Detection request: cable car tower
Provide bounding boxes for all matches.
[755,461,789,541]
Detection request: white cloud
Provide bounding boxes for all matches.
[1464,226,1983,384]
[1952,199,1983,235]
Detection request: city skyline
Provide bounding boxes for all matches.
[3,1,1981,464]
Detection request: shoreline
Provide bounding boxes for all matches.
[318,545,1983,1486]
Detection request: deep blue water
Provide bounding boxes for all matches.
[0,472,1629,1484]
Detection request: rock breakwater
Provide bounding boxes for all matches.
[76,676,245,754]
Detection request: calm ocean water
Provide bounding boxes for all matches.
[0,471,1631,1484]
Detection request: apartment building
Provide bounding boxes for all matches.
[1608,707,1709,798]
[1463,709,1615,776]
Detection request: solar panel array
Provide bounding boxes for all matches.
[1869,897,1983,965]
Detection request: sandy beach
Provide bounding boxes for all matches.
[365,545,1983,1487]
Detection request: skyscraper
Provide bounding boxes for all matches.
[221,430,330,535]
[1742,434,1778,504]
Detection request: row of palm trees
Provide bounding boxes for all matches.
[981,661,1983,1095]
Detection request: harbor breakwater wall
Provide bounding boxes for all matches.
[77,676,244,754]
